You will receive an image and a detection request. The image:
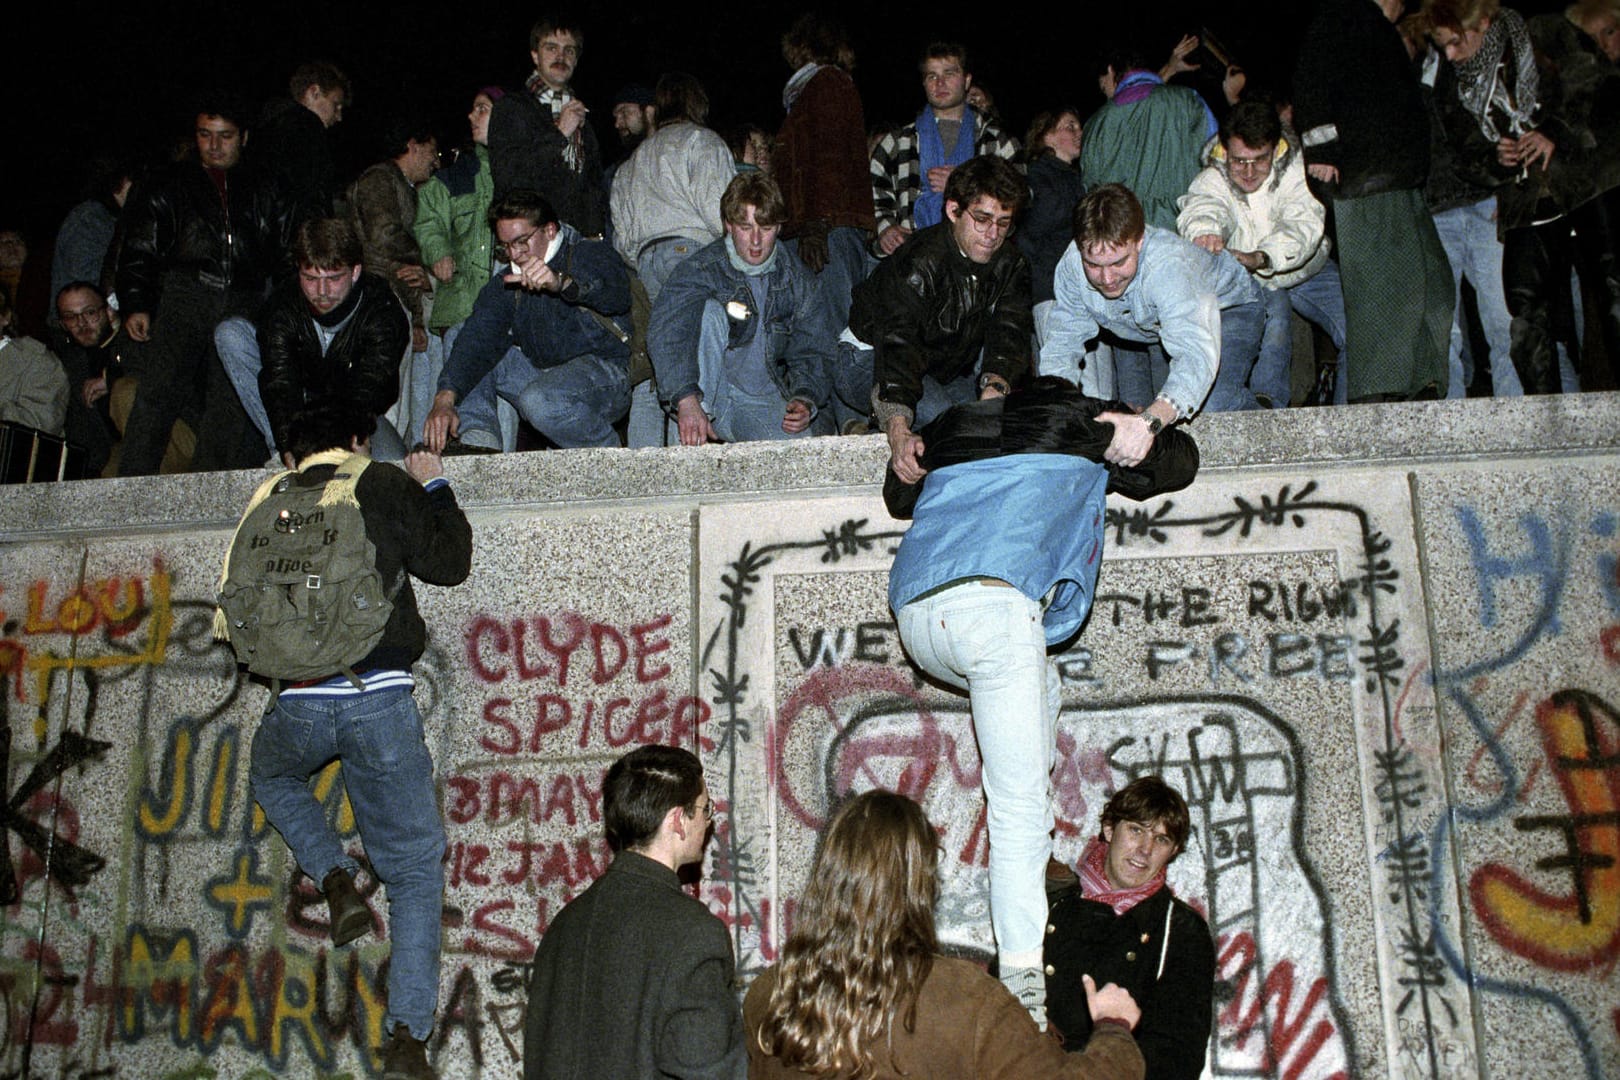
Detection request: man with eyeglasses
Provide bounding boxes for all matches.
[524,744,746,1080]
[835,154,1033,481]
[487,14,605,237]
[1178,100,1347,409]
[1041,183,1266,460]
[53,282,130,476]
[423,190,630,452]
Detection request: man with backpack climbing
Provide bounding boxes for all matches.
[216,399,472,1080]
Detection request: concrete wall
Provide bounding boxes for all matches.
[1,393,1616,1079]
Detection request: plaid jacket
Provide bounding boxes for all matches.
[870,109,1022,235]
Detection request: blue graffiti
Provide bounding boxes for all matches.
[1454,507,1568,673]
[1427,814,1602,1079]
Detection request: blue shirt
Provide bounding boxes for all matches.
[889,454,1109,646]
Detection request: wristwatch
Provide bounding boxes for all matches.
[1142,413,1164,436]
[978,373,1011,395]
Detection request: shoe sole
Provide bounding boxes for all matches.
[332,907,372,947]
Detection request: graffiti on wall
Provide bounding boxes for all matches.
[1428,504,1620,1080]
[696,482,1470,1078]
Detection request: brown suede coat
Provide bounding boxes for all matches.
[744,956,1144,1080]
[773,66,876,238]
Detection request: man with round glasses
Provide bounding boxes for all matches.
[836,154,1034,482]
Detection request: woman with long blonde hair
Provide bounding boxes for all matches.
[745,790,1144,1079]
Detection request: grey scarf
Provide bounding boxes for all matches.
[1452,7,1540,141]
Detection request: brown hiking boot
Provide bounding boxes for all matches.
[323,868,373,947]
[382,1024,437,1080]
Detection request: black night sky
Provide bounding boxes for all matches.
[0,0,1574,242]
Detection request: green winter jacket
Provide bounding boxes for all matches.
[413,144,495,331]
[1081,72,1214,232]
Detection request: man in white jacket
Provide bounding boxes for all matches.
[1177,100,1347,408]
[609,72,738,446]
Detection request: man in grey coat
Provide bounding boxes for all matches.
[523,745,746,1080]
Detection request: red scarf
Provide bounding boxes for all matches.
[1076,836,1165,916]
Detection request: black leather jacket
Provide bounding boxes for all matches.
[883,377,1199,518]
[487,91,605,236]
[849,222,1033,422]
[257,272,409,452]
[116,161,296,316]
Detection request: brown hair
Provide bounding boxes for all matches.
[289,61,350,103]
[753,790,939,1077]
[1421,0,1501,33]
[782,13,852,71]
[292,217,363,270]
[1100,775,1191,855]
[943,154,1026,216]
[720,172,786,227]
[529,14,585,56]
[917,41,969,75]
[1072,183,1146,249]
[654,72,710,128]
[1024,108,1081,163]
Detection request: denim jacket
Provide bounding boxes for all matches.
[647,237,835,408]
[889,454,1109,647]
[1041,226,1259,417]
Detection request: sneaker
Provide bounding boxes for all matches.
[323,868,373,947]
[382,1024,437,1080]
[1000,965,1047,1031]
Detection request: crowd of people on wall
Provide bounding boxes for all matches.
[1,2,1614,482]
[35,4,1617,1077]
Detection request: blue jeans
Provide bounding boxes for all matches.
[694,301,832,442]
[1432,197,1522,398]
[626,238,703,448]
[832,342,976,430]
[457,347,630,449]
[1253,262,1349,407]
[1114,297,1265,413]
[406,322,521,452]
[249,688,445,1039]
[786,226,874,331]
[215,316,407,461]
[897,581,1060,969]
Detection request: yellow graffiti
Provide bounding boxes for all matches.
[209,853,275,936]
[268,948,326,1064]
[207,732,234,834]
[354,955,390,1071]
[23,559,173,740]
[123,928,197,1039]
[311,760,357,834]
[139,721,194,837]
[1470,690,1620,971]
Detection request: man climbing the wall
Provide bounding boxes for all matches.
[217,400,472,1080]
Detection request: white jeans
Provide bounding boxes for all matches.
[897,580,1060,968]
